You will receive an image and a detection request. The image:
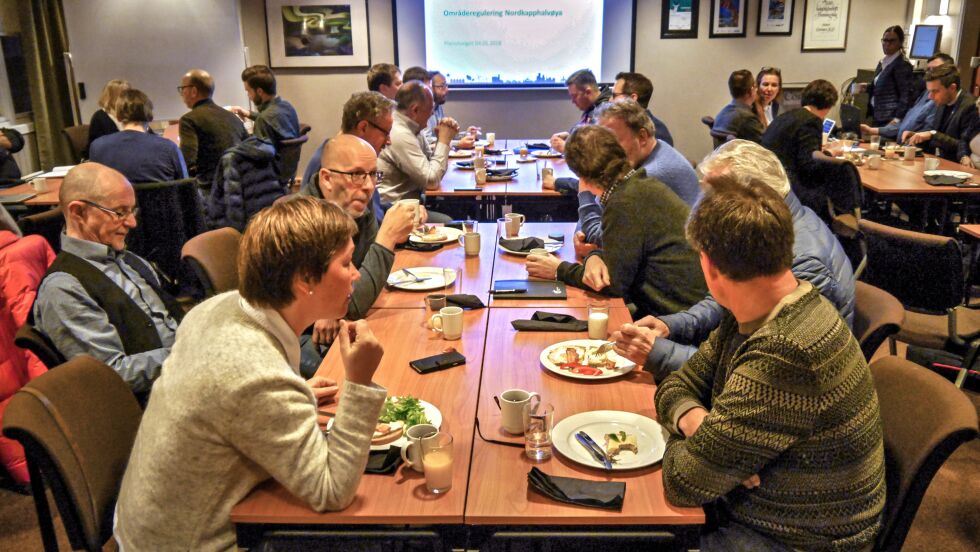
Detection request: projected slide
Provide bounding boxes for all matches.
[424,0,603,86]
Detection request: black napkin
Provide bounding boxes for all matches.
[526,142,550,150]
[486,167,518,177]
[365,446,403,474]
[511,311,587,332]
[527,467,625,510]
[397,240,444,252]
[446,294,485,309]
[499,237,544,252]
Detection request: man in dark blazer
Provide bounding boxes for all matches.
[178,69,248,191]
[761,79,844,218]
[713,70,764,143]
[905,64,979,164]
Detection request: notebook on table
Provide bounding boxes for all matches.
[0,193,37,205]
[491,279,567,299]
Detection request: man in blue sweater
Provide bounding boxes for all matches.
[611,140,855,381]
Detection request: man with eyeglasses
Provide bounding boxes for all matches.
[428,70,477,149]
[297,134,422,375]
[32,163,183,399]
[177,69,247,191]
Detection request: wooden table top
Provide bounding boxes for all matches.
[466,306,704,525]
[959,224,980,240]
[0,177,62,206]
[858,152,980,195]
[163,123,180,145]
[431,138,570,198]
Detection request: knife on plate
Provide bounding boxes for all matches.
[575,431,612,470]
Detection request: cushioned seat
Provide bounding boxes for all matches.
[898,307,980,351]
[853,281,904,360]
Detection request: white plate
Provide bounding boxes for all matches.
[386,267,457,291]
[409,226,463,244]
[539,339,635,380]
[532,150,563,159]
[924,169,972,179]
[328,398,442,451]
[552,410,667,470]
[497,237,562,256]
[448,150,473,158]
[515,157,538,163]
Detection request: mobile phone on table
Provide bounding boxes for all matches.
[410,351,466,374]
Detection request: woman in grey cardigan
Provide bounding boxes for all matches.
[115,196,388,551]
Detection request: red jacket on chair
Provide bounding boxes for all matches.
[0,230,56,483]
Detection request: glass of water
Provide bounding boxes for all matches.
[523,402,554,461]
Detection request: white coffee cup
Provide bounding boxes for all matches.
[505,213,524,237]
[486,132,496,148]
[461,232,480,256]
[475,168,487,185]
[429,306,463,340]
[528,247,550,258]
[474,156,486,170]
[867,154,882,170]
[399,423,438,472]
[495,389,540,434]
[924,157,940,171]
[903,145,916,161]
[30,178,49,193]
[396,198,421,226]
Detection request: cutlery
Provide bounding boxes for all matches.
[402,268,424,282]
[584,341,615,365]
[390,276,432,286]
[575,431,612,470]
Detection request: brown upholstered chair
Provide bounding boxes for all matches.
[278,123,312,187]
[14,324,65,370]
[17,207,64,254]
[62,124,90,163]
[2,355,142,552]
[859,219,980,386]
[853,282,905,361]
[180,226,242,297]
[869,356,978,551]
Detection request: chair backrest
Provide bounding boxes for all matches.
[2,355,142,551]
[708,129,735,149]
[810,151,863,220]
[17,207,64,254]
[858,219,965,314]
[277,123,312,186]
[869,356,978,551]
[700,116,715,129]
[14,324,66,369]
[180,226,242,296]
[127,178,205,285]
[62,125,90,163]
[853,282,904,360]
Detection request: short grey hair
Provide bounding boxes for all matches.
[595,99,655,138]
[565,69,597,90]
[697,139,791,198]
[340,91,394,133]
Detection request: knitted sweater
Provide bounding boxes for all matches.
[115,292,387,551]
[656,284,884,551]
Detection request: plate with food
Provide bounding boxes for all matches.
[327,396,441,450]
[410,225,463,244]
[386,267,457,291]
[923,169,972,186]
[448,149,473,158]
[497,237,563,256]
[551,410,667,470]
[539,339,635,379]
[532,150,563,159]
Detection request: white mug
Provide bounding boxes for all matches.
[495,389,540,434]
[528,247,550,258]
[396,198,421,226]
[867,154,882,170]
[399,423,438,472]
[505,213,524,237]
[429,306,463,340]
[924,157,940,171]
[486,132,496,148]
[461,232,480,256]
[30,178,49,193]
[903,145,916,161]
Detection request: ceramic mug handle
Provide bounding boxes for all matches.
[400,441,419,468]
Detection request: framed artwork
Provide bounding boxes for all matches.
[661,0,700,39]
[801,0,850,51]
[266,0,370,68]
[710,0,747,38]
[757,0,794,36]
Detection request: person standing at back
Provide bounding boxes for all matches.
[861,25,915,127]
[177,69,248,191]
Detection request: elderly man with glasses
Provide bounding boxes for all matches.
[32,163,184,400]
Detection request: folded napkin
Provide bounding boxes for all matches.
[499,237,544,252]
[365,446,403,474]
[446,294,485,309]
[526,142,550,150]
[397,240,444,252]
[527,467,625,510]
[486,168,518,177]
[511,311,587,332]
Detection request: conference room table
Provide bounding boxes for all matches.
[856,149,980,196]
[230,222,705,549]
[0,178,62,207]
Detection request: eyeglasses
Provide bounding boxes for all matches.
[80,199,139,220]
[432,83,449,90]
[881,38,900,43]
[366,119,392,138]
[328,169,383,186]
[176,85,192,93]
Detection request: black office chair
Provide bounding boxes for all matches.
[278,123,312,189]
[17,207,64,254]
[128,178,206,288]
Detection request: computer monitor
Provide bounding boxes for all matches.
[910,25,942,60]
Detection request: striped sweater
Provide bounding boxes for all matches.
[656,284,884,551]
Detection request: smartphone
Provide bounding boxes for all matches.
[410,351,466,374]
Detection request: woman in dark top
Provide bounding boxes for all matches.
[85,79,129,157]
[753,67,782,129]
[526,125,706,318]
[863,25,914,127]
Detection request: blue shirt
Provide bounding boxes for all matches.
[34,234,178,392]
[252,96,300,145]
[879,91,937,141]
[89,129,188,183]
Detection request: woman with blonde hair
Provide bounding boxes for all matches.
[85,79,130,155]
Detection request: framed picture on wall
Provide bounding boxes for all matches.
[801,0,850,51]
[710,0,747,38]
[661,0,700,39]
[757,0,794,36]
[266,0,371,68]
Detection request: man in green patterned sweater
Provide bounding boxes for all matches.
[655,178,884,551]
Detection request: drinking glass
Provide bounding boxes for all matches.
[443,267,458,295]
[588,302,610,340]
[868,135,881,151]
[425,294,447,311]
[421,432,454,493]
[523,402,554,461]
[462,219,478,234]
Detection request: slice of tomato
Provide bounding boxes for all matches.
[559,363,603,376]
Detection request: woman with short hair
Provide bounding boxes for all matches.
[115,196,388,551]
[86,79,130,155]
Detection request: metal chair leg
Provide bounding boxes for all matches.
[26,458,59,552]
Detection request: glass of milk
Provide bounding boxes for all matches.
[588,302,610,340]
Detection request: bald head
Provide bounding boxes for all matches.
[61,162,137,251]
[395,81,435,129]
[60,162,128,209]
[319,135,378,218]
[322,134,376,169]
[180,69,213,108]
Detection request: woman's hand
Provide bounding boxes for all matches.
[337,319,384,386]
[305,376,339,406]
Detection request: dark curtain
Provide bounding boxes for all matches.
[18,0,74,168]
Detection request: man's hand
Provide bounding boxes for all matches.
[611,323,657,366]
[573,231,598,260]
[229,106,251,120]
[456,135,475,149]
[305,376,339,406]
[582,255,610,291]
[742,474,761,489]
[337,319,383,386]
[859,123,877,137]
[960,156,974,168]
[550,132,568,153]
[677,406,709,438]
[907,131,931,146]
[375,201,416,250]
[436,117,460,144]
[823,141,844,156]
[467,125,482,137]
[526,253,561,280]
[311,318,341,347]
[633,315,670,337]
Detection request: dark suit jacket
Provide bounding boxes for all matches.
[925,92,980,161]
[761,108,827,214]
[713,101,764,143]
[85,109,118,158]
[178,99,248,188]
[866,56,914,125]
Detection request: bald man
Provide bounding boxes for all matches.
[32,163,183,396]
[178,68,247,189]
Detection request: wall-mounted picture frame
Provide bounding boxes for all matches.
[757,0,794,36]
[710,0,747,38]
[661,0,700,39]
[266,0,370,68]
[801,0,850,51]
